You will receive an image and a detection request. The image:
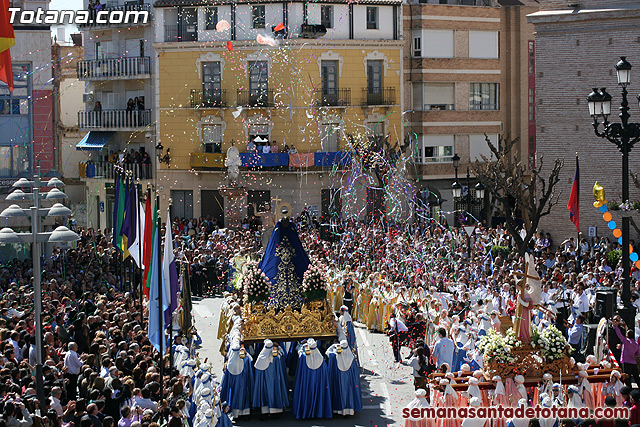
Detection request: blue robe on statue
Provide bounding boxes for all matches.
[219,343,254,418]
[326,341,362,416]
[453,347,467,372]
[292,339,332,419]
[252,339,289,414]
[215,412,233,427]
[258,219,310,310]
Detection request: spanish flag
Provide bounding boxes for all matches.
[0,0,15,91]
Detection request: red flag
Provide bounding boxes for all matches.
[274,22,285,32]
[142,194,152,298]
[0,49,12,92]
[567,154,579,233]
[0,0,16,91]
[226,41,233,51]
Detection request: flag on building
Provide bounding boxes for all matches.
[567,154,580,233]
[162,210,179,326]
[142,194,153,298]
[121,182,137,259]
[129,201,145,269]
[0,0,15,91]
[147,199,162,352]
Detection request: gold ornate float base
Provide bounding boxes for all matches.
[241,300,337,343]
[485,344,571,380]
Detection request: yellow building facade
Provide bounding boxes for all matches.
[153,1,403,224]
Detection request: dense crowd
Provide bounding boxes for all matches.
[0,205,638,427]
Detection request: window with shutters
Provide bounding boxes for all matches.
[321,123,340,152]
[413,36,421,57]
[413,83,455,111]
[414,135,454,164]
[366,7,378,30]
[321,5,333,28]
[205,7,218,30]
[252,5,265,28]
[202,62,222,106]
[202,124,223,153]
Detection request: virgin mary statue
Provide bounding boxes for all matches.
[258,210,310,310]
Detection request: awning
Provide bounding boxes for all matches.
[76,131,115,151]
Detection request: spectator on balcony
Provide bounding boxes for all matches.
[137,96,145,110]
[247,139,256,153]
[94,0,103,12]
[93,101,102,127]
[289,145,297,154]
[284,144,290,153]
[271,140,279,153]
[262,141,271,154]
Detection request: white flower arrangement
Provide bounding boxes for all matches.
[476,328,521,365]
[302,265,329,301]
[242,261,271,304]
[531,325,569,361]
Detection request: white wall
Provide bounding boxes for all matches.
[469,133,496,161]
[13,31,53,89]
[234,3,284,41]
[352,5,394,41]
[60,79,84,127]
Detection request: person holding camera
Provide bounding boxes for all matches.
[4,400,33,427]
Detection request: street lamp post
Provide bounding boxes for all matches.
[0,171,79,412]
[452,166,485,257]
[587,56,640,326]
[452,154,460,226]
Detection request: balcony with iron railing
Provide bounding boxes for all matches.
[164,24,198,42]
[79,160,152,180]
[78,109,151,130]
[361,88,396,106]
[77,56,151,80]
[237,89,274,108]
[316,88,351,107]
[79,3,152,29]
[190,89,227,108]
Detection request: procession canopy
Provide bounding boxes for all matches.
[258,218,310,311]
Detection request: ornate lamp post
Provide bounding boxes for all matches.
[587,56,640,326]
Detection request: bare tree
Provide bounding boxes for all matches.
[473,134,564,255]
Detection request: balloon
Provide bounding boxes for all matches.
[613,229,622,238]
[593,181,607,206]
[226,41,233,51]
[620,237,624,245]
[274,22,285,32]
[216,20,231,32]
[599,205,608,213]
[257,34,278,47]
[636,260,640,269]
[631,252,639,262]
[631,245,635,254]
[608,221,617,230]
[603,212,612,222]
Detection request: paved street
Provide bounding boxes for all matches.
[191,297,415,427]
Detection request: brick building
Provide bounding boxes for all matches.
[528,1,640,242]
[404,0,539,225]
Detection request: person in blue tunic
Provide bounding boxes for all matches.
[326,340,362,416]
[252,339,289,418]
[219,341,254,419]
[292,338,332,419]
[339,306,359,364]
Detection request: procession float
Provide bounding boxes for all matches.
[227,209,336,344]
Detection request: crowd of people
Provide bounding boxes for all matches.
[0,201,639,427]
